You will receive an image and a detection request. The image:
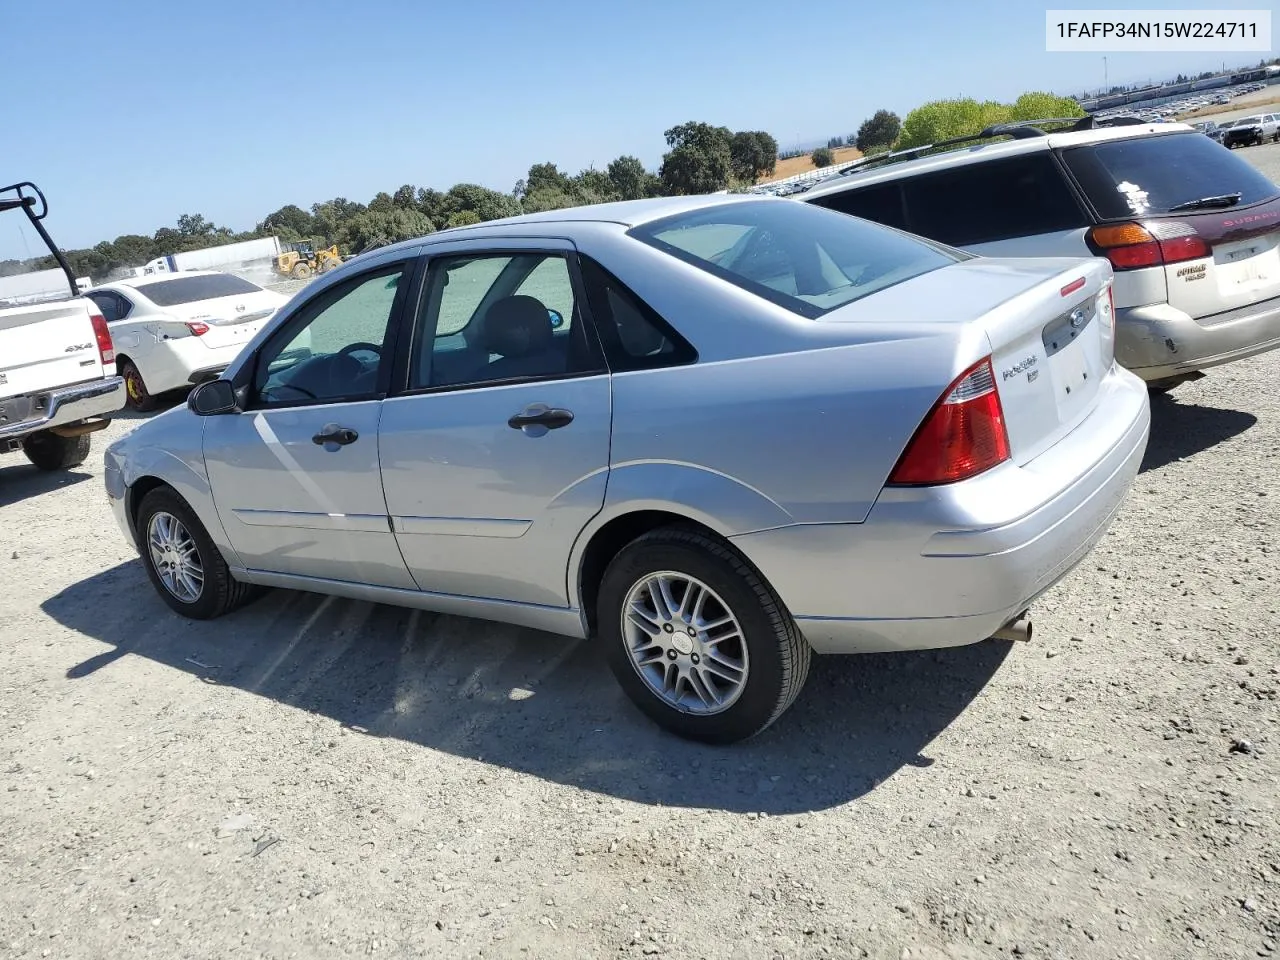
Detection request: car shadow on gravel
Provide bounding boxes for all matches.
[1141,392,1257,473]
[0,462,90,507]
[46,562,1013,815]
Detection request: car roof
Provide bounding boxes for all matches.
[802,123,1196,198]
[354,194,779,261]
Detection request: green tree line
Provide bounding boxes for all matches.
[3,90,1087,283]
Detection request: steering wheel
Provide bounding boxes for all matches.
[338,342,382,361]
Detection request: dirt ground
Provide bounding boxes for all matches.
[765,147,862,183]
[3,174,1280,960]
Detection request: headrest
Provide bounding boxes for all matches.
[478,296,553,358]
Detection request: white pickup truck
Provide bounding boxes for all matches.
[1,182,125,471]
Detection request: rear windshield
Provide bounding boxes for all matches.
[1061,132,1279,219]
[628,200,961,318]
[134,273,263,306]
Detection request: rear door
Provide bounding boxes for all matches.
[1060,131,1280,320]
[378,239,611,608]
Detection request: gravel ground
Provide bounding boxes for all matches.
[3,173,1280,960]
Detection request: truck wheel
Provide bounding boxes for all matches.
[22,431,91,471]
[120,360,158,412]
[136,487,263,619]
[292,262,313,280]
[597,527,811,744]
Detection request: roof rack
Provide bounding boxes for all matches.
[825,116,1106,179]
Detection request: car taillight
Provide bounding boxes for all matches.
[186,321,209,336]
[86,303,115,368]
[888,357,1011,486]
[1087,221,1210,271]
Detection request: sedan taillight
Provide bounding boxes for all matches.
[888,357,1011,486]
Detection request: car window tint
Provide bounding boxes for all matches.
[87,292,121,322]
[630,199,960,319]
[254,263,407,406]
[579,256,696,371]
[133,273,264,306]
[412,253,601,390]
[1061,132,1280,218]
[900,154,1087,245]
[434,256,510,335]
[807,181,908,230]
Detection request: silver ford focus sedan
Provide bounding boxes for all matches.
[104,196,1150,742]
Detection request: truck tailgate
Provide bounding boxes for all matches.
[0,300,106,400]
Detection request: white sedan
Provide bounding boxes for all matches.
[84,271,289,411]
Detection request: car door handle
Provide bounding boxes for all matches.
[312,425,359,446]
[507,406,574,430]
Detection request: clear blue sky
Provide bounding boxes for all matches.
[2,0,1272,255]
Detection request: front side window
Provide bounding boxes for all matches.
[900,154,1088,246]
[629,199,960,319]
[254,263,408,406]
[411,252,601,390]
[134,273,264,306]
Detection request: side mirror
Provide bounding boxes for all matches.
[188,379,238,416]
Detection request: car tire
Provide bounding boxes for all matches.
[292,262,313,280]
[136,486,263,620]
[21,431,91,471]
[597,526,811,744]
[120,359,158,412]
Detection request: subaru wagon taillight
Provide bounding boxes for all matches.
[1087,221,1210,271]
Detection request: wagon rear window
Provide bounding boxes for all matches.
[1061,132,1279,219]
[629,199,960,318]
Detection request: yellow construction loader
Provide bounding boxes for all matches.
[274,239,342,280]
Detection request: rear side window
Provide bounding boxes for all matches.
[629,200,960,319]
[134,273,263,306]
[900,154,1088,245]
[807,182,908,230]
[1061,132,1280,219]
[578,255,695,371]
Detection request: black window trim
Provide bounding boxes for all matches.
[388,247,609,400]
[236,257,424,412]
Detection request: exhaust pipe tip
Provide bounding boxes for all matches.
[991,611,1033,643]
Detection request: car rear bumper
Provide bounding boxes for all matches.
[731,364,1150,654]
[0,376,125,442]
[1115,295,1280,381]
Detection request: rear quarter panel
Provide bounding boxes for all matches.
[605,334,965,526]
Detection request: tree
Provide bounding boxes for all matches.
[441,183,521,223]
[661,121,734,195]
[607,155,657,201]
[827,136,843,150]
[1005,91,1087,123]
[392,184,418,209]
[175,213,216,239]
[257,204,314,241]
[311,197,367,243]
[338,208,433,254]
[729,131,778,184]
[523,162,572,197]
[368,191,395,213]
[895,98,1009,149]
[811,146,834,168]
[445,209,481,229]
[855,109,902,152]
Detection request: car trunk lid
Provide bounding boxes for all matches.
[821,256,1115,466]
[161,291,281,349]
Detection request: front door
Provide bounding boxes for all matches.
[378,246,611,608]
[204,259,418,589]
